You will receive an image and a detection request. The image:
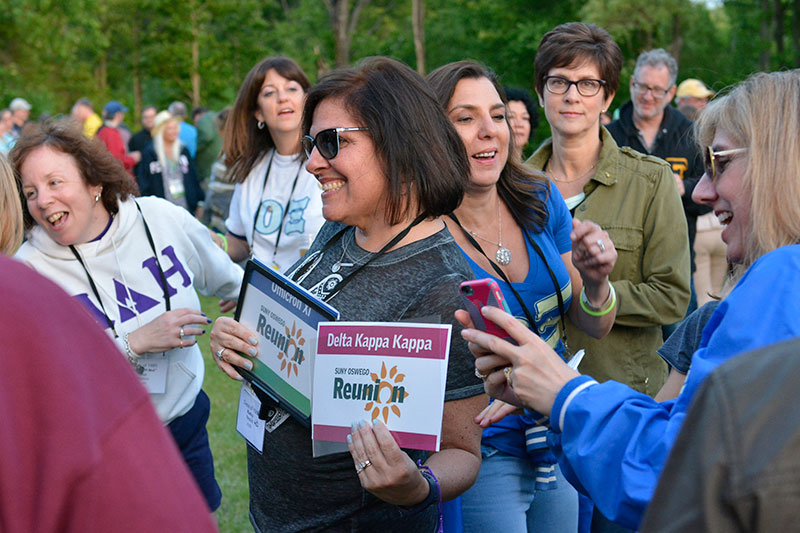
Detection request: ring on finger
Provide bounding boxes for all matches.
[216,347,225,362]
[504,366,513,387]
[475,367,487,380]
[355,459,372,474]
[180,326,185,338]
[596,239,605,253]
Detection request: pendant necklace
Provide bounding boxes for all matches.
[546,158,597,183]
[467,200,512,266]
[330,232,354,273]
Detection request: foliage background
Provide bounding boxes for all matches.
[3,0,798,144]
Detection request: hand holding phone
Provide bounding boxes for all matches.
[460,278,513,340]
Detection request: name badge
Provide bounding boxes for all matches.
[236,382,265,453]
[138,355,168,394]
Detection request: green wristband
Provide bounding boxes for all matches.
[580,283,616,317]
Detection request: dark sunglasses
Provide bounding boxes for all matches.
[302,127,369,160]
[704,146,746,180]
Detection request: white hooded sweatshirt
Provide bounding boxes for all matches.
[16,196,244,423]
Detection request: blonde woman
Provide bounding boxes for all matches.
[0,154,23,255]
[138,111,204,215]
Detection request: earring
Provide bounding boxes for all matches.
[257,121,265,130]
[95,193,101,204]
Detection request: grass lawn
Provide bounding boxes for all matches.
[198,294,252,532]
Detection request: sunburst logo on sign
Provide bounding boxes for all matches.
[277,320,306,378]
[363,362,410,424]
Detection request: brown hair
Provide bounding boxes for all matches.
[224,57,311,183]
[695,70,800,265]
[0,154,23,254]
[534,22,623,100]
[302,57,470,224]
[427,60,549,232]
[9,119,138,230]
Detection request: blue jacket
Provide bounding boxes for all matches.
[546,244,800,529]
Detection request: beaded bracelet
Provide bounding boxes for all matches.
[580,282,616,317]
[400,460,442,532]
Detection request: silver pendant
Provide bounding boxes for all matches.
[496,247,512,265]
[331,261,341,273]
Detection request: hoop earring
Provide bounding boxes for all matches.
[257,121,265,130]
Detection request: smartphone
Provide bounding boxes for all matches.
[459,278,513,339]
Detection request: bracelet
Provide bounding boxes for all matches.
[580,282,616,317]
[123,332,146,375]
[216,232,229,253]
[397,461,442,532]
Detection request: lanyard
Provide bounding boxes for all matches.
[251,150,304,267]
[291,213,428,302]
[448,212,568,349]
[68,201,171,336]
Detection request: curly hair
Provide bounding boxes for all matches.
[9,119,138,229]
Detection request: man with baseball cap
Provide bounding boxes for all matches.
[675,78,714,112]
[96,100,140,175]
[9,97,32,137]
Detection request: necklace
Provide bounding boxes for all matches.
[546,159,597,183]
[330,232,354,273]
[466,200,512,266]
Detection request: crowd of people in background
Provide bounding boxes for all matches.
[3,18,799,533]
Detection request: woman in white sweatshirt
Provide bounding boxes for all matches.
[12,120,243,512]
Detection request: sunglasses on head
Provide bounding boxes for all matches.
[704,146,746,180]
[302,127,369,160]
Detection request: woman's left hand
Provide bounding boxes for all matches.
[570,218,617,285]
[348,419,431,506]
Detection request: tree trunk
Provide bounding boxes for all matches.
[774,0,785,67]
[760,0,771,69]
[412,0,425,75]
[132,21,142,124]
[191,10,201,107]
[326,0,371,67]
[793,0,800,66]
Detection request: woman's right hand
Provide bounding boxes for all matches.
[128,308,211,355]
[209,316,258,381]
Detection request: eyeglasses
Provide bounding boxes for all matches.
[705,146,746,180]
[302,127,369,160]
[544,76,606,97]
[631,81,671,99]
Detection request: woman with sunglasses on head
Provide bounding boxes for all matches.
[11,120,244,514]
[210,57,485,531]
[462,69,800,530]
[427,61,617,532]
[220,56,324,271]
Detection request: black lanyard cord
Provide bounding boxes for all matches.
[251,150,304,265]
[292,212,428,302]
[448,212,567,347]
[69,201,172,335]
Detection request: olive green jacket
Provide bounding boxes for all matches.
[527,128,690,395]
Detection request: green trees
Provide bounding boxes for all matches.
[1,0,796,125]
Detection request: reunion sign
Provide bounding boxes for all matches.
[311,322,451,452]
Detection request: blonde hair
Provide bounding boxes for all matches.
[695,70,800,265]
[0,154,23,255]
[152,111,182,171]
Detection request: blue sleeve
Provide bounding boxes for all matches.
[546,245,800,530]
[546,183,572,254]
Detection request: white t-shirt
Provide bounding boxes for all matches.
[225,150,325,271]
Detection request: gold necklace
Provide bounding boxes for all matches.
[546,159,597,183]
[465,200,512,266]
